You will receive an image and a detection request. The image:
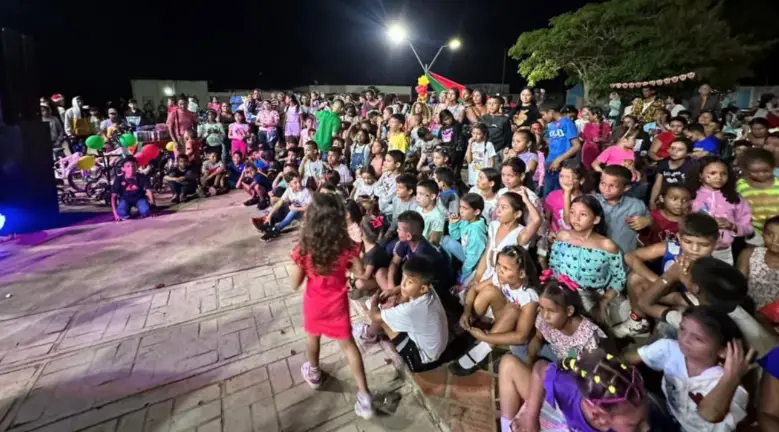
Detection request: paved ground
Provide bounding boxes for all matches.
[0,192,439,432]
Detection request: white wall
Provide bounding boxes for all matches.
[130,80,209,108]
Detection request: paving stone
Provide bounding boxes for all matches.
[267,360,293,394]
[224,367,269,395]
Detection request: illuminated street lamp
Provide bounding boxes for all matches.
[386,23,461,74]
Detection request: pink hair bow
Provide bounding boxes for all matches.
[539,270,580,292]
[370,216,384,229]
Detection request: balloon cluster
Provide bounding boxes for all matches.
[415,75,430,102]
[84,133,139,151]
[611,72,696,89]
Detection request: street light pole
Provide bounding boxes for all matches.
[387,24,460,76]
[406,41,428,73]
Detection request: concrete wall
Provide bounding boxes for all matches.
[130,80,209,108]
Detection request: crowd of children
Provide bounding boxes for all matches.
[44,88,779,430]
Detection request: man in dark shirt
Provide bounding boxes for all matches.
[111,156,155,220]
[163,154,199,203]
[480,96,512,154]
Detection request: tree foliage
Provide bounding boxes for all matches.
[508,0,767,100]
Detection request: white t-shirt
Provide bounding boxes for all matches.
[281,187,312,208]
[638,339,748,432]
[302,159,325,184]
[353,178,376,198]
[381,290,448,364]
[467,141,496,186]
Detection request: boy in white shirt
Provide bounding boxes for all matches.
[363,256,448,372]
[625,306,751,432]
[255,171,312,241]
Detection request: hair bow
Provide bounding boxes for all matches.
[370,216,384,229]
[539,270,579,292]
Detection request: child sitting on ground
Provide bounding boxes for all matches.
[226,152,245,189]
[469,167,501,222]
[237,164,269,208]
[350,214,392,299]
[382,174,418,248]
[327,147,353,186]
[289,193,374,419]
[451,245,540,376]
[498,349,647,432]
[443,193,488,285]
[375,150,405,217]
[465,123,497,187]
[414,179,446,247]
[737,216,779,321]
[416,146,449,177]
[544,161,585,234]
[111,156,155,221]
[525,270,609,365]
[593,165,651,254]
[624,306,751,432]
[350,165,379,200]
[345,199,363,244]
[254,170,311,241]
[200,151,226,197]
[269,163,296,205]
[361,256,449,373]
[164,154,198,203]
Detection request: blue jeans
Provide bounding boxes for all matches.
[117,198,151,219]
[510,343,557,364]
[270,204,302,232]
[543,170,560,198]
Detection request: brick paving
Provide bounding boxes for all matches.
[0,194,441,432]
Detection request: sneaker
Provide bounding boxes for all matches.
[256,196,271,210]
[243,197,259,207]
[613,316,651,338]
[208,186,217,196]
[354,392,374,420]
[251,218,269,232]
[261,229,280,241]
[301,361,323,389]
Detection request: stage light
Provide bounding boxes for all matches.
[448,38,462,50]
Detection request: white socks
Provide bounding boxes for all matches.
[457,341,492,369]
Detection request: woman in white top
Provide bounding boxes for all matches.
[467,190,541,287]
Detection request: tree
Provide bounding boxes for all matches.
[508,0,766,102]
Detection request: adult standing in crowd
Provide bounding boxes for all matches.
[509,87,539,129]
[166,96,197,147]
[361,89,381,117]
[63,96,92,152]
[465,89,489,125]
[688,83,721,121]
[630,85,665,124]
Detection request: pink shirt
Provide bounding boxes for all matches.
[692,186,753,249]
[544,189,572,232]
[229,123,250,140]
[597,146,638,181]
[258,109,280,131]
[166,109,197,140]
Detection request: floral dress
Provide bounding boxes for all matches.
[535,315,606,360]
[748,247,779,309]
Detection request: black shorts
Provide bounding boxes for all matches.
[391,333,426,373]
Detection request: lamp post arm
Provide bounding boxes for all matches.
[427,44,447,73]
[407,41,427,73]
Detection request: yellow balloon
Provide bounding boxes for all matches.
[166,141,176,152]
[418,75,430,86]
[76,155,96,171]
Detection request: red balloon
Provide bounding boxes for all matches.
[136,144,161,167]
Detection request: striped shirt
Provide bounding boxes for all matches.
[736,177,779,237]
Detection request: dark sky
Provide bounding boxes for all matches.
[0,0,590,101]
[1,0,775,102]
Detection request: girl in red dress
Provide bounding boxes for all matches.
[290,193,374,419]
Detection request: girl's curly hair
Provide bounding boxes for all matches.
[299,193,355,275]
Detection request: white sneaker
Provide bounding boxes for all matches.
[354,392,374,419]
[613,318,650,338]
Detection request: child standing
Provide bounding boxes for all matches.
[469,167,501,222]
[650,137,693,209]
[594,165,651,254]
[289,193,373,419]
[465,123,497,187]
[527,272,608,364]
[624,306,751,432]
[538,102,582,197]
[688,157,753,264]
[349,129,371,172]
[502,130,538,186]
[228,111,250,156]
[736,148,779,246]
[415,179,446,247]
[387,113,409,153]
[368,139,387,178]
[641,183,691,246]
[445,193,488,284]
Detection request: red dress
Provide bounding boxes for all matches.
[292,243,360,340]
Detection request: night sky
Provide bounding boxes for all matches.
[0,0,775,102]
